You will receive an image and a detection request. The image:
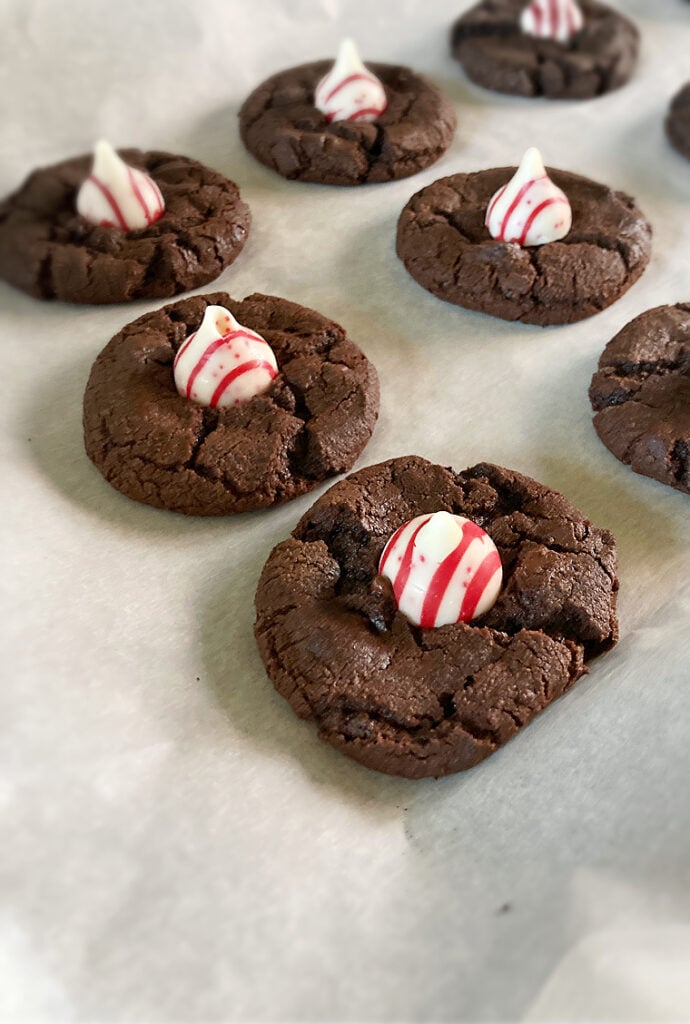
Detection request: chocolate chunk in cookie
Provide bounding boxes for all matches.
[396,165,651,325]
[254,457,619,778]
[239,61,456,186]
[0,150,250,303]
[451,0,639,100]
[83,292,379,514]
[589,304,690,494]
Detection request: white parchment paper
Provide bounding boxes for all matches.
[1,1,689,1020]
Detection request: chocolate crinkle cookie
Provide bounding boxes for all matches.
[83,292,380,514]
[254,457,619,778]
[450,0,639,100]
[0,150,250,303]
[396,166,651,325]
[666,83,690,162]
[239,62,456,186]
[589,304,690,494]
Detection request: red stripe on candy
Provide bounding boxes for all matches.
[459,550,502,621]
[486,184,507,226]
[183,329,267,398]
[498,177,541,241]
[184,337,228,398]
[419,520,485,629]
[210,359,277,408]
[549,0,559,35]
[174,330,197,369]
[324,71,377,105]
[390,517,432,604]
[516,196,568,245]
[532,3,543,31]
[87,174,129,231]
[147,175,164,218]
[224,328,266,346]
[379,522,408,577]
[127,167,152,222]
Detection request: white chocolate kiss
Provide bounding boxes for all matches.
[76,140,165,231]
[520,0,584,44]
[173,305,278,409]
[485,147,572,247]
[378,511,503,629]
[314,38,387,123]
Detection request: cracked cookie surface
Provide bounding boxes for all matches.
[254,457,619,778]
[450,0,639,100]
[83,292,380,514]
[589,304,690,494]
[0,150,250,303]
[666,83,690,162]
[396,166,651,325]
[238,61,456,185]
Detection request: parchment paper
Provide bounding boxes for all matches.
[1,1,689,1020]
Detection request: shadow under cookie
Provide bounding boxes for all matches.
[666,82,690,162]
[396,166,652,326]
[83,292,380,515]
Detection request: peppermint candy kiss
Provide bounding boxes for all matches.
[485,147,572,247]
[520,0,584,44]
[379,511,502,629]
[314,38,387,124]
[76,140,165,231]
[173,305,278,409]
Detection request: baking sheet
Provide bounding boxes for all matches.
[2,0,689,1020]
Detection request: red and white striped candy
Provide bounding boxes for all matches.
[378,511,502,629]
[314,38,387,124]
[173,305,278,409]
[485,147,572,247]
[76,140,164,231]
[520,0,584,43]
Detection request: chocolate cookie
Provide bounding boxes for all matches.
[239,62,456,186]
[589,305,690,494]
[83,292,379,514]
[0,150,250,303]
[396,166,651,325]
[254,457,619,778]
[450,0,639,100]
[666,83,690,162]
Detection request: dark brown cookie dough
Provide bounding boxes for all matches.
[83,292,379,514]
[254,457,619,778]
[589,304,690,494]
[396,166,651,326]
[451,0,639,100]
[239,61,456,186]
[666,83,690,161]
[0,150,250,304]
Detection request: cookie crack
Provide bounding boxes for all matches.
[184,408,220,471]
[607,358,688,381]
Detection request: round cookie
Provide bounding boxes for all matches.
[450,0,639,100]
[589,304,690,494]
[83,292,380,514]
[396,166,652,326]
[666,83,690,162]
[239,62,456,186]
[0,150,250,303]
[254,457,619,778]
